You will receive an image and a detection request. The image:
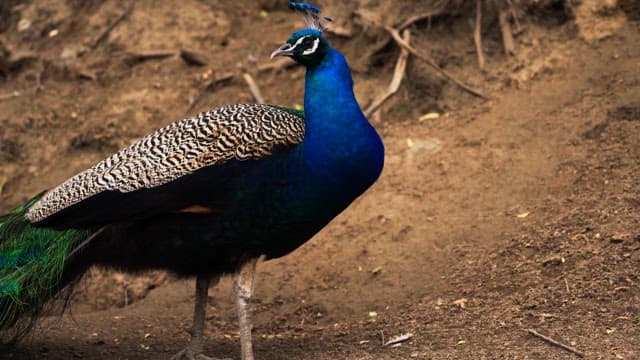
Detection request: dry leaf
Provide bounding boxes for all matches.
[453,298,468,308]
[419,112,440,121]
[384,333,413,346]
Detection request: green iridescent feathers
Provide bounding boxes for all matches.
[0,194,90,340]
[266,104,304,119]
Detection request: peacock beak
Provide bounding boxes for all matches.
[270,43,295,59]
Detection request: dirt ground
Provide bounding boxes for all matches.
[1,1,639,359]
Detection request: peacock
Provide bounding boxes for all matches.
[0,2,384,359]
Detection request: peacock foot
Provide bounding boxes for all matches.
[170,347,231,360]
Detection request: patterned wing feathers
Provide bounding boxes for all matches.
[25,104,304,224]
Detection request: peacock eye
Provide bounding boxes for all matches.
[302,37,314,47]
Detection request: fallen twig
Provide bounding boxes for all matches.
[187,74,229,113]
[242,73,265,104]
[498,6,516,56]
[187,58,296,112]
[126,51,175,63]
[526,329,585,358]
[180,49,209,66]
[364,29,411,118]
[90,2,135,49]
[474,0,486,69]
[384,25,489,100]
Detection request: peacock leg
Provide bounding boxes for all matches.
[233,257,261,360]
[172,274,229,360]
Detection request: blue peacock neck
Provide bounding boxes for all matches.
[304,48,361,133]
[301,47,384,198]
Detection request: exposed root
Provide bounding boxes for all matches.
[364,29,411,118]
[384,25,489,100]
[474,0,486,69]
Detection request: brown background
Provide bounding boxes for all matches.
[1,1,639,359]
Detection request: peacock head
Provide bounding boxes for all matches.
[271,29,328,67]
[270,2,332,67]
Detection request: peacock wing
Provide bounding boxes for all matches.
[25,104,305,228]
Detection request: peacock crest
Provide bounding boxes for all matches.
[288,1,333,32]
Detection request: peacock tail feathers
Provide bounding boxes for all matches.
[0,193,91,341]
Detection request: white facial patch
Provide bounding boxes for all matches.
[291,35,320,56]
[292,36,308,48]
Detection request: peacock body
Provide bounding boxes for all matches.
[0,2,383,358]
